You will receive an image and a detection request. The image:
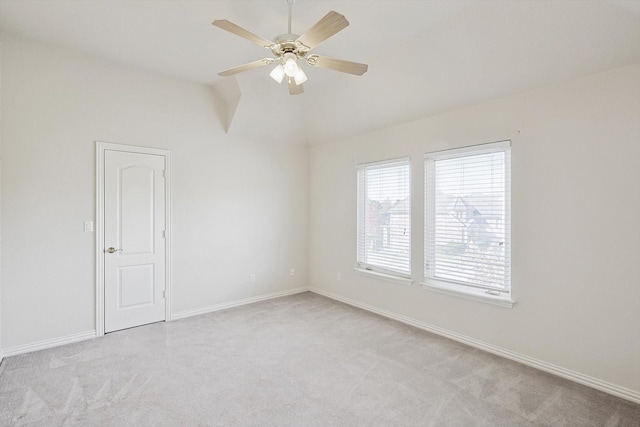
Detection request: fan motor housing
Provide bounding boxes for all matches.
[271,34,310,58]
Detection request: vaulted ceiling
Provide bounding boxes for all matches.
[1,0,639,145]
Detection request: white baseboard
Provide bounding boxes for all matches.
[0,288,309,358]
[2,330,97,358]
[308,286,640,405]
[172,287,309,320]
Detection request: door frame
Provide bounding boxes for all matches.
[96,141,172,337]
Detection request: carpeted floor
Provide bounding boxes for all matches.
[0,292,638,426]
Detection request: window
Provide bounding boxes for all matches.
[424,141,512,305]
[357,158,411,280]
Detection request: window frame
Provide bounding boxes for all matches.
[356,157,413,285]
[423,141,514,307]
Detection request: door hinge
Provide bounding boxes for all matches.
[162,230,166,238]
[163,290,166,299]
[162,170,166,178]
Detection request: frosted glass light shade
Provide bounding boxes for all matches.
[294,68,308,85]
[270,64,285,83]
[283,53,299,77]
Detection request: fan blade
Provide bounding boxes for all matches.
[306,55,368,76]
[218,58,274,77]
[296,11,349,51]
[212,20,274,48]
[288,78,304,95]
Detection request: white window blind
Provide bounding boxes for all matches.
[357,158,411,277]
[425,141,511,294]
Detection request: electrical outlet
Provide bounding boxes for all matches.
[290,268,295,276]
[337,273,341,281]
[249,274,255,283]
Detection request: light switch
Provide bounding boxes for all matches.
[84,221,94,232]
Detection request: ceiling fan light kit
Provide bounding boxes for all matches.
[212,0,368,95]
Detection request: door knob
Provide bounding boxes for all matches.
[106,247,123,253]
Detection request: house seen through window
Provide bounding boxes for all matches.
[357,158,411,277]
[425,141,511,299]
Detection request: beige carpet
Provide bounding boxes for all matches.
[0,292,638,426]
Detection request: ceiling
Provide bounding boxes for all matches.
[1,0,639,145]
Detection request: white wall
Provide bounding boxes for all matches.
[0,37,3,362]
[0,35,308,349]
[309,64,640,395]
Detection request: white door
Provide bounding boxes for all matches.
[104,150,166,333]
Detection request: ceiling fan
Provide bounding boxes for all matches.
[212,0,368,95]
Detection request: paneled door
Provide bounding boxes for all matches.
[103,149,166,333]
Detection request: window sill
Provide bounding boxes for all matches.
[421,280,516,308]
[354,267,414,287]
